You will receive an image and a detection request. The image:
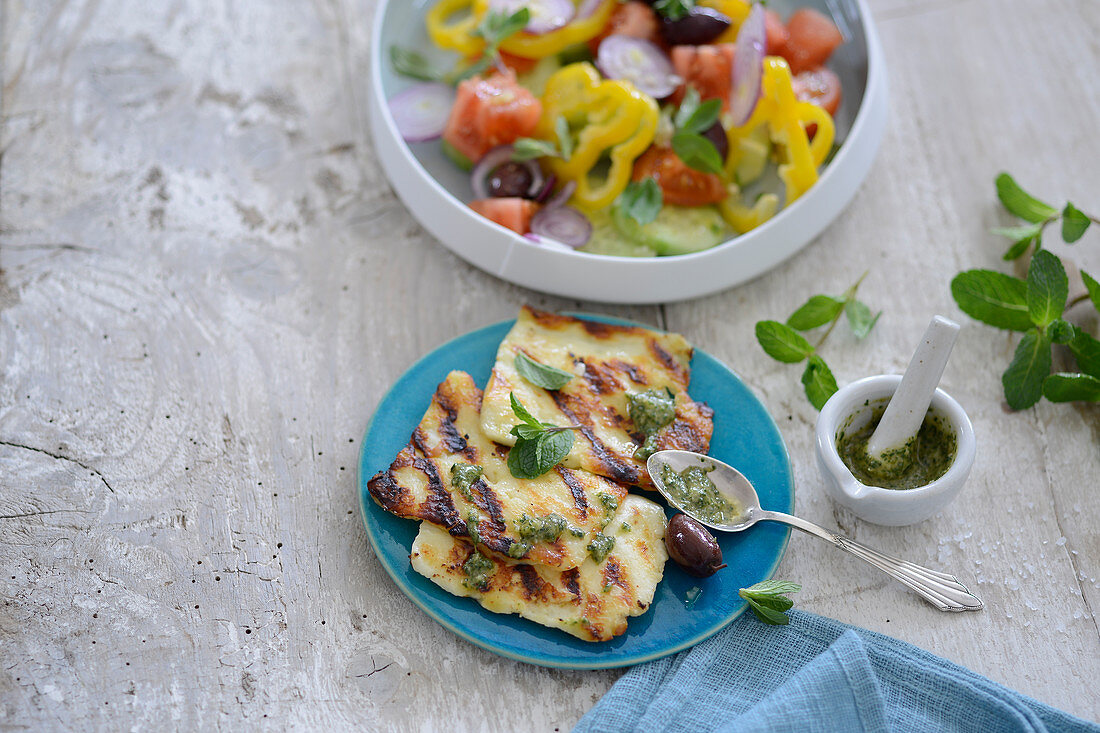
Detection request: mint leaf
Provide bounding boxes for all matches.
[992,223,1043,261]
[1026,249,1068,327]
[801,355,838,411]
[951,270,1032,332]
[1002,330,1052,410]
[510,423,544,441]
[755,321,814,363]
[1069,329,1100,379]
[515,352,574,390]
[671,131,725,176]
[475,7,530,44]
[845,300,881,339]
[1082,270,1100,314]
[739,580,800,625]
[673,86,701,130]
[507,437,544,479]
[1042,373,1100,402]
[1061,203,1091,243]
[512,138,559,161]
[1047,319,1075,345]
[677,96,721,136]
[618,179,663,227]
[534,429,573,473]
[390,46,445,81]
[786,295,845,331]
[995,172,1058,223]
[554,115,573,161]
[741,580,802,596]
[509,392,543,428]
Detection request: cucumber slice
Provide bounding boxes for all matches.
[441,139,473,172]
[612,203,730,256]
[734,126,771,186]
[579,209,658,257]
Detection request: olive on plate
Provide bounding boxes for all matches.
[487,161,535,198]
[665,513,727,577]
[660,7,731,46]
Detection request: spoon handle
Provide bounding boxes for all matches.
[754,510,983,612]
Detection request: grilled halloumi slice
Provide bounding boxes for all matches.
[410,494,669,642]
[480,306,714,489]
[367,371,629,571]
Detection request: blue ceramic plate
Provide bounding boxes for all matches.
[358,314,793,669]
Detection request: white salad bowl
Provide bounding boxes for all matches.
[815,375,977,527]
[368,0,889,304]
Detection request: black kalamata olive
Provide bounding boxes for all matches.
[665,513,727,577]
[660,7,731,46]
[488,162,534,198]
[700,120,729,164]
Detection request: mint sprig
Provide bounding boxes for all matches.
[755,273,880,410]
[992,172,1097,260]
[506,393,577,479]
[952,241,1100,408]
[739,580,801,625]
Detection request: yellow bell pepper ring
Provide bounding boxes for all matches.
[472,0,618,59]
[698,0,752,44]
[426,0,485,56]
[535,63,659,211]
[736,57,823,204]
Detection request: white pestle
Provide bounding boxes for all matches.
[865,316,961,468]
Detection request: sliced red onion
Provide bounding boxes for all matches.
[388,82,455,143]
[530,205,592,248]
[577,0,604,19]
[543,179,577,210]
[729,3,766,126]
[470,144,545,199]
[488,0,574,35]
[533,174,558,203]
[597,35,681,99]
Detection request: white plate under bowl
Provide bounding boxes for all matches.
[368,0,888,304]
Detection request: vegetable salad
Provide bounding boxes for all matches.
[388,0,845,257]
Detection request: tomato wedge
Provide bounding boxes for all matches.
[782,8,844,74]
[589,1,661,54]
[632,146,727,207]
[670,44,736,111]
[764,9,789,57]
[793,67,842,116]
[469,197,540,235]
[442,71,542,163]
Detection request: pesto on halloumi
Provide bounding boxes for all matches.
[480,306,714,489]
[410,494,669,642]
[367,371,629,571]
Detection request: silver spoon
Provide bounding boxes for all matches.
[648,450,983,612]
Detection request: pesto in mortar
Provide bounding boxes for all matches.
[837,405,957,490]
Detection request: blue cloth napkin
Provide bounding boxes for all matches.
[574,611,1098,733]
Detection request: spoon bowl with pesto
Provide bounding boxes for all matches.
[648,450,983,613]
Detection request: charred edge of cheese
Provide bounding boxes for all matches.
[410,494,669,642]
[369,370,633,571]
[480,307,714,489]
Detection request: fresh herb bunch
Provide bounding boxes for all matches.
[507,393,578,479]
[671,87,726,176]
[390,8,529,84]
[739,580,801,625]
[992,173,1097,260]
[754,273,881,409]
[952,250,1100,408]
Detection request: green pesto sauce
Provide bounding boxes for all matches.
[450,462,483,501]
[837,405,957,490]
[587,534,616,564]
[515,512,566,543]
[507,540,530,559]
[462,550,493,591]
[659,464,741,525]
[628,388,676,459]
[465,510,480,545]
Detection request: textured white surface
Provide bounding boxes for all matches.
[1,0,1098,729]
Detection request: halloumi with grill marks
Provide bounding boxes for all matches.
[480,306,714,490]
[366,370,629,571]
[410,494,669,642]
